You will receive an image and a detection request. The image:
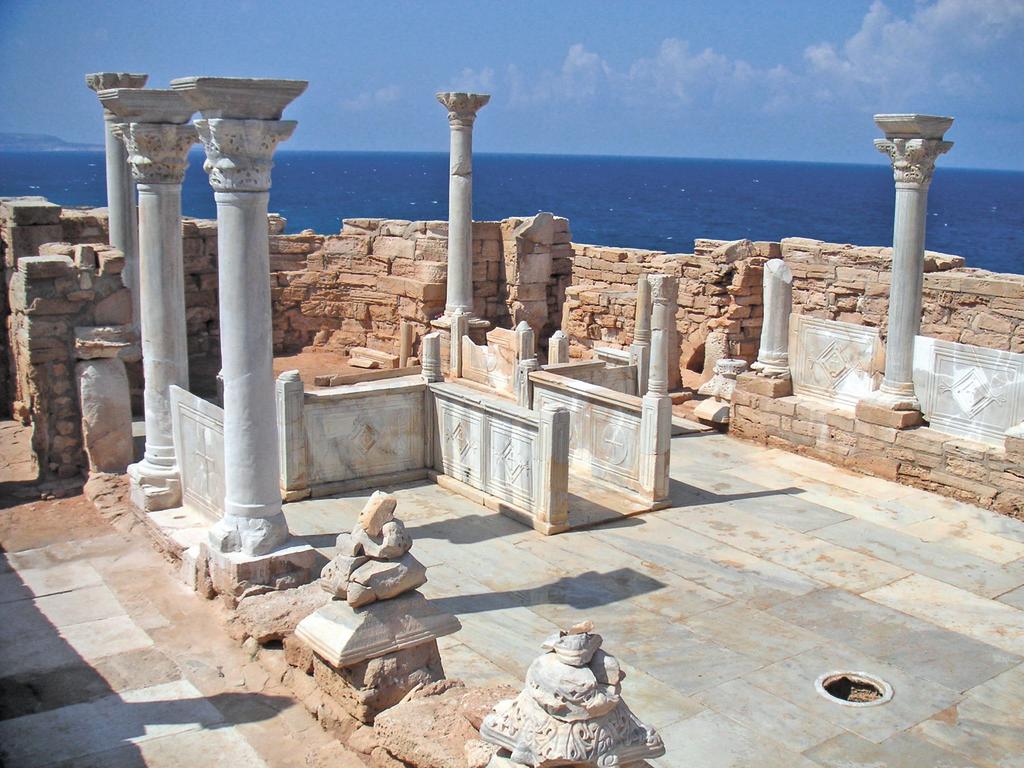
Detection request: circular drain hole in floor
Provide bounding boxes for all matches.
[815,671,892,707]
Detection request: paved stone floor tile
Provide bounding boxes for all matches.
[59,614,155,662]
[864,574,1024,656]
[912,697,1024,768]
[997,584,1024,610]
[743,645,961,743]
[961,664,1024,718]
[806,731,984,768]
[666,506,910,592]
[770,587,1021,692]
[0,680,222,767]
[902,518,1024,564]
[33,583,127,628]
[696,677,846,752]
[650,709,820,768]
[682,601,824,664]
[813,519,1024,598]
[12,560,104,598]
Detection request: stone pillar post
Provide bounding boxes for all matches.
[101,89,196,511]
[421,332,443,471]
[85,72,148,328]
[536,404,570,535]
[435,92,490,319]
[399,321,414,368]
[422,333,443,383]
[277,370,309,502]
[752,259,793,378]
[867,114,953,415]
[630,275,652,396]
[548,330,569,365]
[515,321,539,409]
[639,274,676,507]
[449,310,468,379]
[173,76,307,556]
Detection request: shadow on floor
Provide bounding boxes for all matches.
[429,566,665,617]
[0,545,290,766]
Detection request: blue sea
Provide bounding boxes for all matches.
[1,150,1021,274]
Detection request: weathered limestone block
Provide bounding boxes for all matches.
[227,581,332,644]
[312,638,445,724]
[480,622,664,765]
[75,358,133,473]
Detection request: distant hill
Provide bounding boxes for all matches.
[0,132,102,152]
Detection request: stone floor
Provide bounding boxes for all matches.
[0,422,362,768]
[5,416,1024,767]
[280,428,1024,768]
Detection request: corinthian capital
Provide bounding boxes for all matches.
[646,273,678,306]
[194,119,296,193]
[436,92,490,128]
[114,123,196,184]
[874,137,953,186]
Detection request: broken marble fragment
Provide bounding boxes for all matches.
[480,621,665,766]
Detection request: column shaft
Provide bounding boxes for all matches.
[446,124,474,315]
[136,182,189,470]
[216,190,284,527]
[754,259,793,376]
[881,184,928,395]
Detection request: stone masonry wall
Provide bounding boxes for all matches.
[562,238,778,388]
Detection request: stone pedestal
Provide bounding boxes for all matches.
[203,540,325,606]
[173,76,308,558]
[548,330,569,365]
[735,370,792,399]
[85,72,148,328]
[101,88,197,511]
[865,113,953,417]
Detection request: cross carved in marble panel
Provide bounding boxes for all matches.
[191,425,219,500]
[597,422,629,466]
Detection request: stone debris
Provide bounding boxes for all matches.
[480,621,665,766]
[321,490,428,608]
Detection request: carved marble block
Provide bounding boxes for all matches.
[170,385,225,519]
[697,358,747,401]
[790,314,883,408]
[480,621,665,766]
[463,327,517,395]
[913,336,1024,446]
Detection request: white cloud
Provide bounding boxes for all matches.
[341,85,401,112]
[803,0,1024,104]
[449,67,496,92]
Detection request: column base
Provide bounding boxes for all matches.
[863,387,920,412]
[209,511,290,557]
[750,360,790,378]
[127,460,182,512]
[201,536,323,605]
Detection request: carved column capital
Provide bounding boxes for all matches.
[114,123,196,184]
[874,137,953,187]
[436,92,490,129]
[85,72,148,120]
[646,273,678,306]
[194,118,296,193]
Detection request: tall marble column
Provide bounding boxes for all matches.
[173,77,307,556]
[868,114,953,412]
[85,72,148,328]
[435,92,490,320]
[630,275,652,396]
[100,89,196,511]
[751,258,793,378]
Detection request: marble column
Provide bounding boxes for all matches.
[173,77,307,556]
[85,72,148,328]
[435,92,490,320]
[752,258,793,378]
[869,114,953,411]
[639,274,676,507]
[515,321,538,409]
[630,275,652,396]
[101,89,196,510]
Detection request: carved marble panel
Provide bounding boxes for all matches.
[170,386,225,518]
[790,314,883,407]
[533,381,643,489]
[913,336,1024,446]
[488,422,535,509]
[461,328,516,395]
[304,389,425,486]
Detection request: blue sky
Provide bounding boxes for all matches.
[2,0,1022,169]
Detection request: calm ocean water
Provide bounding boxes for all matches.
[1,150,1021,274]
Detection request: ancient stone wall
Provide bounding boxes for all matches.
[6,244,131,479]
[562,239,776,388]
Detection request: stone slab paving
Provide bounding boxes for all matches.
[284,429,1024,767]
[0,421,362,767]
